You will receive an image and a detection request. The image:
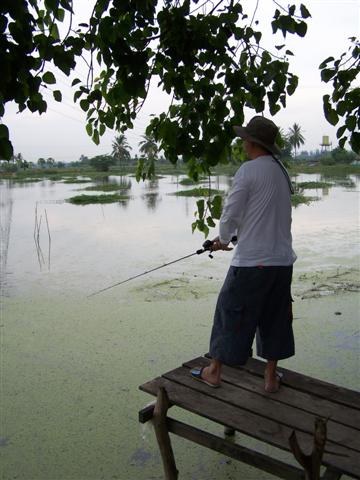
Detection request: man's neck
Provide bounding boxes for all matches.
[250,151,270,160]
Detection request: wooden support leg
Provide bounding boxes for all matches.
[289,417,327,480]
[224,427,236,436]
[152,387,178,480]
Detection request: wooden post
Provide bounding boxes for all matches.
[289,417,327,480]
[152,386,178,480]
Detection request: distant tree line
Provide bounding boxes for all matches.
[1,125,358,174]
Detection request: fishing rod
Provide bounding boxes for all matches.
[87,237,236,298]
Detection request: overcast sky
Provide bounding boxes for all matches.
[3,0,360,163]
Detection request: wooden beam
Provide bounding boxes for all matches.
[153,387,178,480]
[166,417,305,480]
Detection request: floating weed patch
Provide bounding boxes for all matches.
[63,178,93,184]
[178,177,207,186]
[292,194,318,207]
[82,184,127,192]
[67,194,130,205]
[297,181,333,189]
[171,187,225,197]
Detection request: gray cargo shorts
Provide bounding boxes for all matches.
[209,265,294,366]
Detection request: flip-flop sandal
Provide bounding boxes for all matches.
[190,367,220,388]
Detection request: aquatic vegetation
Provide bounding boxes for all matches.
[63,178,93,184]
[82,184,127,192]
[291,194,318,207]
[178,177,207,186]
[67,194,130,205]
[171,187,225,197]
[296,181,333,189]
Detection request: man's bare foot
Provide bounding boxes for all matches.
[201,366,221,386]
[264,360,281,393]
[264,371,281,393]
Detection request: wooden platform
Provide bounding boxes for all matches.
[139,355,360,479]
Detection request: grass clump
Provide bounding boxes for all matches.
[67,194,130,205]
[291,194,318,207]
[82,184,125,192]
[297,181,333,189]
[171,187,224,197]
[63,178,93,184]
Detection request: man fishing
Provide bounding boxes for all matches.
[191,116,296,393]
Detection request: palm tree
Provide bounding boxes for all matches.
[288,123,305,161]
[138,134,158,160]
[112,134,132,164]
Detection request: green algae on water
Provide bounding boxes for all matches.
[171,187,225,197]
[82,184,128,192]
[291,194,318,207]
[63,178,93,184]
[297,181,333,189]
[66,193,130,205]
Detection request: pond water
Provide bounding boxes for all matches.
[1,172,359,480]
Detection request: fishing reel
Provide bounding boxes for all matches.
[202,239,214,259]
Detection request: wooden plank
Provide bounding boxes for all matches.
[166,417,305,480]
[164,366,360,453]
[189,357,360,430]
[139,377,360,479]
[240,357,360,411]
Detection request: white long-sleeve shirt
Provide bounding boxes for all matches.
[219,155,297,267]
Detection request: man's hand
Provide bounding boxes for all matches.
[210,236,233,252]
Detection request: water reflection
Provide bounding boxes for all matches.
[142,192,161,211]
[94,175,132,192]
[320,174,356,189]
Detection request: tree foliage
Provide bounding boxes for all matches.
[111,134,132,162]
[1,0,310,166]
[320,37,360,153]
[288,123,305,160]
[89,154,115,171]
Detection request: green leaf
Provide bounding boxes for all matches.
[55,8,65,21]
[196,199,205,219]
[0,124,9,139]
[43,71,56,84]
[86,123,93,136]
[300,4,311,19]
[206,216,216,228]
[80,99,89,112]
[350,132,360,153]
[295,21,307,37]
[336,125,347,139]
[324,106,339,126]
[71,78,81,87]
[320,69,336,83]
[345,115,356,131]
[92,129,100,145]
[53,90,62,102]
[99,124,106,136]
[50,23,60,40]
[0,138,13,160]
[319,57,334,69]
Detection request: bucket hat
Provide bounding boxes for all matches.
[233,116,281,156]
